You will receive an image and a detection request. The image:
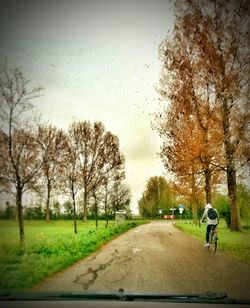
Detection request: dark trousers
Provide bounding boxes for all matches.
[206,224,217,243]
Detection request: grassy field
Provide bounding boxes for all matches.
[0,219,148,291]
[174,219,250,264]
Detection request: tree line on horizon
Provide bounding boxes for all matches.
[138,176,250,227]
[155,0,249,231]
[138,176,177,219]
[0,65,129,241]
[1,193,131,222]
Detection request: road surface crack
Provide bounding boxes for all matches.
[73,249,119,290]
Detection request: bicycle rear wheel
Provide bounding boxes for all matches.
[210,232,217,253]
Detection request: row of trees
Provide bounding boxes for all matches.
[0,65,130,241]
[1,187,131,221]
[155,0,249,230]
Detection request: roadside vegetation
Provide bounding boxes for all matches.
[0,219,148,291]
[175,219,250,264]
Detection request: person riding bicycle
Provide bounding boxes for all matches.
[201,203,219,247]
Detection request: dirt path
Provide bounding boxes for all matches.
[33,221,250,299]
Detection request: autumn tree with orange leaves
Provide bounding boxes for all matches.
[156,0,249,230]
[156,8,223,222]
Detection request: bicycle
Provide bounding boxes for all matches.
[207,225,218,253]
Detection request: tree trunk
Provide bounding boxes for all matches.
[45,182,51,221]
[191,174,198,224]
[16,186,25,242]
[72,190,77,234]
[83,190,88,221]
[204,164,212,204]
[104,183,109,227]
[226,158,241,231]
[192,207,198,224]
[222,100,242,231]
[93,193,98,228]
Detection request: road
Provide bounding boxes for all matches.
[33,221,250,299]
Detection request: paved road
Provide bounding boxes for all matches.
[33,221,250,299]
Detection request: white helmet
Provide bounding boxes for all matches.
[205,203,212,210]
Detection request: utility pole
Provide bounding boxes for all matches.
[158,178,161,219]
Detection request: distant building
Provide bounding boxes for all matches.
[115,210,126,223]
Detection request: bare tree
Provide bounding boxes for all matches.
[38,125,67,221]
[110,181,131,218]
[69,121,125,221]
[0,130,11,194]
[0,128,43,241]
[95,167,126,227]
[0,65,43,241]
[63,127,83,233]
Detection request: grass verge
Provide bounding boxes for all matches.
[0,219,148,291]
[174,219,250,264]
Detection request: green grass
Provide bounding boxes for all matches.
[0,219,148,291]
[174,219,250,264]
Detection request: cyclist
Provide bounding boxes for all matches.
[201,203,219,247]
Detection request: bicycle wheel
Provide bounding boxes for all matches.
[214,238,217,252]
[207,231,212,251]
[213,230,218,253]
[210,231,217,253]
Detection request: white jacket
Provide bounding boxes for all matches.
[201,205,219,225]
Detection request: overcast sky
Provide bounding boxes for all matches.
[0,0,175,213]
